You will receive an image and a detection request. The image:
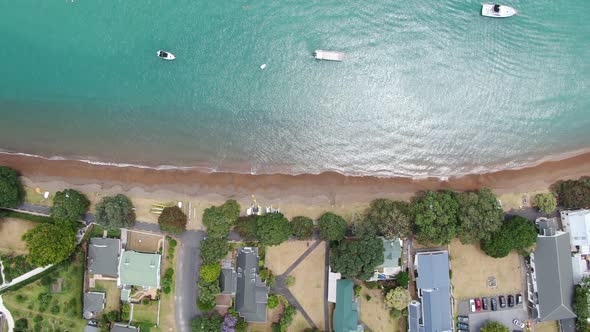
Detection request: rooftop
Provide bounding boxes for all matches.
[562,210,590,247]
[83,292,105,320]
[118,250,161,289]
[88,237,121,277]
[234,247,268,322]
[111,324,139,332]
[333,279,362,332]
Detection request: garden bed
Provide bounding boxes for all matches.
[0,253,35,283]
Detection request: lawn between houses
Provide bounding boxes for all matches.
[2,251,87,332]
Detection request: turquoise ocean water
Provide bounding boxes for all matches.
[0,0,589,177]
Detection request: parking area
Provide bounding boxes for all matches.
[458,297,529,332]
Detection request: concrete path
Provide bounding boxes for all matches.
[0,266,53,292]
[0,296,14,332]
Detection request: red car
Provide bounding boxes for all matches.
[475,298,482,311]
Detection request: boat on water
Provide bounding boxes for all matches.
[481,3,517,17]
[156,50,176,60]
[313,50,344,62]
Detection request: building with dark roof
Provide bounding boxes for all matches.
[111,324,139,332]
[220,259,237,295]
[333,279,363,332]
[234,247,268,322]
[408,251,453,332]
[88,237,121,278]
[528,218,576,322]
[83,292,105,320]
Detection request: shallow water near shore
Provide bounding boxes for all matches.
[0,0,589,177]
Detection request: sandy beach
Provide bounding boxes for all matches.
[1,152,589,229]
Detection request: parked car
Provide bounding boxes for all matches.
[458,316,469,323]
[513,319,525,329]
[458,323,469,330]
[475,298,482,311]
[470,299,476,312]
[508,295,514,307]
[482,297,489,310]
[516,293,523,305]
[491,297,498,311]
[499,295,506,308]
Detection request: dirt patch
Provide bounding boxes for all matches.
[266,240,318,275]
[534,321,558,332]
[288,242,326,329]
[359,287,398,332]
[51,278,64,293]
[126,230,164,253]
[450,239,522,300]
[0,218,37,254]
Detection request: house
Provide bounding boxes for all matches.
[87,238,121,278]
[118,250,161,290]
[333,279,363,332]
[527,218,576,324]
[408,251,453,332]
[367,237,402,281]
[83,292,105,320]
[561,209,590,284]
[328,267,342,303]
[234,247,269,322]
[220,259,237,295]
[111,323,140,332]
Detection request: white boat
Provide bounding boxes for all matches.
[481,4,517,17]
[156,50,176,60]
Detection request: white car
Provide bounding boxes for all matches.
[470,299,476,312]
[513,319,525,329]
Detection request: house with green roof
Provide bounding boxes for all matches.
[367,237,402,281]
[333,279,364,332]
[118,250,161,290]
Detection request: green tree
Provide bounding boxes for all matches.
[197,279,220,311]
[200,237,229,264]
[553,178,590,209]
[200,263,222,283]
[158,206,188,234]
[318,212,348,241]
[94,194,136,229]
[50,189,90,222]
[234,216,258,240]
[573,284,589,332]
[385,287,412,310]
[353,217,379,239]
[291,216,314,239]
[190,313,223,332]
[22,221,76,266]
[13,318,28,332]
[203,206,231,238]
[535,193,558,214]
[413,190,460,245]
[457,189,503,244]
[221,199,241,224]
[365,199,414,239]
[330,237,384,280]
[0,166,24,208]
[396,271,410,288]
[256,213,291,246]
[481,215,537,258]
[480,321,509,332]
[268,294,279,309]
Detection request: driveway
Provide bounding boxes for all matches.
[175,230,205,332]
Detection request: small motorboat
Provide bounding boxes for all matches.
[156,50,175,60]
[481,3,517,17]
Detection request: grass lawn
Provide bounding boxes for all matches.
[132,301,159,326]
[158,237,177,332]
[89,225,121,239]
[359,287,398,332]
[2,252,87,332]
[0,218,36,255]
[534,321,558,332]
[91,280,121,313]
[24,187,54,206]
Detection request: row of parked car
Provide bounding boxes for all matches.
[469,294,523,312]
[457,316,470,331]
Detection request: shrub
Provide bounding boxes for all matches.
[318,212,348,241]
[396,271,410,288]
[365,294,372,301]
[50,305,60,314]
[259,268,275,287]
[534,193,558,214]
[190,313,223,332]
[197,279,220,311]
[158,206,188,233]
[200,263,222,283]
[162,268,174,294]
[268,294,279,309]
[169,238,178,248]
[200,237,229,264]
[0,166,25,208]
[95,194,136,228]
[142,297,150,305]
[480,321,509,332]
[272,304,297,332]
[121,302,131,321]
[50,189,90,222]
[13,318,28,332]
[291,216,314,239]
[285,276,295,287]
[553,177,590,209]
[386,287,412,310]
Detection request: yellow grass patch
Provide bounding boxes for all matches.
[266,240,318,275]
[360,287,398,332]
[126,230,164,254]
[91,280,121,313]
[289,242,326,328]
[534,321,558,332]
[0,218,36,254]
[450,239,522,299]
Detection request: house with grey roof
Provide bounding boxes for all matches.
[561,209,590,284]
[234,247,269,322]
[220,259,237,295]
[528,218,576,322]
[83,292,105,320]
[408,251,453,332]
[368,237,402,281]
[118,250,161,290]
[88,238,121,278]
[111,323,139,332]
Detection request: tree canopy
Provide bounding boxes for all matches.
[480,321,509,332]
[234,216,258,240]
[200,263,222,283]
[22,221,76,266]
[158,206,188,234]
[573,284,589,332]
[220,199,241,224]
[457,189,503,244]
[385,287,412,310]
[365,199,413,239]
[413,190,460,245]
[256,213,291,246]
[481,215,537,258]
[50,189,90,222]
[200,237,230,264]
[94,194,136,229]
[190,313,223,332]
[318,212,348,241]
[534,193,558,214]
[203,200,240,238]
[330,237,384,280]
[553,177,590,209]
[0,166,24,208]
[291,216,314,240]
[197,279,220,311]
